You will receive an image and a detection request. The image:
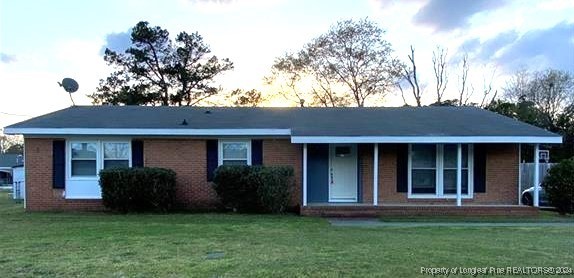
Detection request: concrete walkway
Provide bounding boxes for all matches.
[328,218,574,228]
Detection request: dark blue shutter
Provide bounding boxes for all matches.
[52,140,65,189]
[206,140,218,182]
[396,144,408,193]
[131,140,144,167]
[474,144,487,193]
[251,139,263,165]
[307,144,329,202]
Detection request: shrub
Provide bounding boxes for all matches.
[212,165,294,213]
[212,165,261,212]
[256,166,294,213]
[542,158,574,214]
[100,167,177,213]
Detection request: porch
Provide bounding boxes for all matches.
[300,203,539,217]
[299,141,549,214]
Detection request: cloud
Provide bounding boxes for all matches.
[413,0,507,32]
[99,30,132,55]
[460,21,574,72]
[0,53,17,63]
[372,0,425,8]
[475,30,519,60]
[497,21,574,72]
[458,38,480,53]
[462,30,518,61]
[192,0,234,3]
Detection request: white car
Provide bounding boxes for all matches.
[521,186,548,206]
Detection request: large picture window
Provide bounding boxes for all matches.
[409,144,473,198]
[218,140,251,166]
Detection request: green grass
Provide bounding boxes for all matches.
[0,192,572,277]
[380,211,574,223]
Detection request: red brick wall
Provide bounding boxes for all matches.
[24,138,302,211]
[24,138,103,211]
[475,144,519,204]
[262,139,302,206]
[143,139,217,209]
[359,144,374,203]
[23,138,519,211]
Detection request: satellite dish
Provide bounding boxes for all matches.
[57,78,79,106]
[59,78,79,93]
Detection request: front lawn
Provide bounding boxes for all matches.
[0,192,572,277]
[380,211,574,223]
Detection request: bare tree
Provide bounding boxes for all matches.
[265,53,310,106]
[268,18,403,107]
[309,72,351,107]
[432,46,448,104]
[504,69,574,126]
[397,83,409,106]
[479,67,498,108]
[458,54,473,106]
[503,69,531,104]
[402,45,423,107]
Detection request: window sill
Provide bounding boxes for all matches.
[65,196,102,200]
[408,194,473,199]
[68,177,99,181]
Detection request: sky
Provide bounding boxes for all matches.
[1,0,573,130]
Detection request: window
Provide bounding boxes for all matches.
[69,140,131,178]
[219,140,251,166]
[335,146,351,157]
[103,143,130,169]
[71,142,98,176]
[443,144,468,194]
[409,144,473,198]
[411,144,437,194]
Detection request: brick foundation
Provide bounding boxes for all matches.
[300,205,539,217]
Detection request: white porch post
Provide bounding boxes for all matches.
[456,143,462,207]
[373,143,379,206]
[303,143,308,207]
[533,143,540,207]
[518,143,522,205]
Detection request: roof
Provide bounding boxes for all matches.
[4,106,562,144]
[0,154,20,168]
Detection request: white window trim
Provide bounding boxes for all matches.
[102,141,132,169]
[68,141,100,181]
[217,139,252,166]
[407,144,474,199]
[67,140,132,181]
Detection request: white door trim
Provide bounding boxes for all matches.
[328,144,358,203]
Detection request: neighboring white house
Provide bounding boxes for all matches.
[12,165,25,201]
[0,154,21,185]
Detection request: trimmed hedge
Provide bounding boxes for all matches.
[212,166,260,212]
[543,158,574,215]
[256,166,294,214]
[100,167,177,213]
[213,165,294,213]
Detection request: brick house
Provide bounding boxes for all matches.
[4,106,562,216]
